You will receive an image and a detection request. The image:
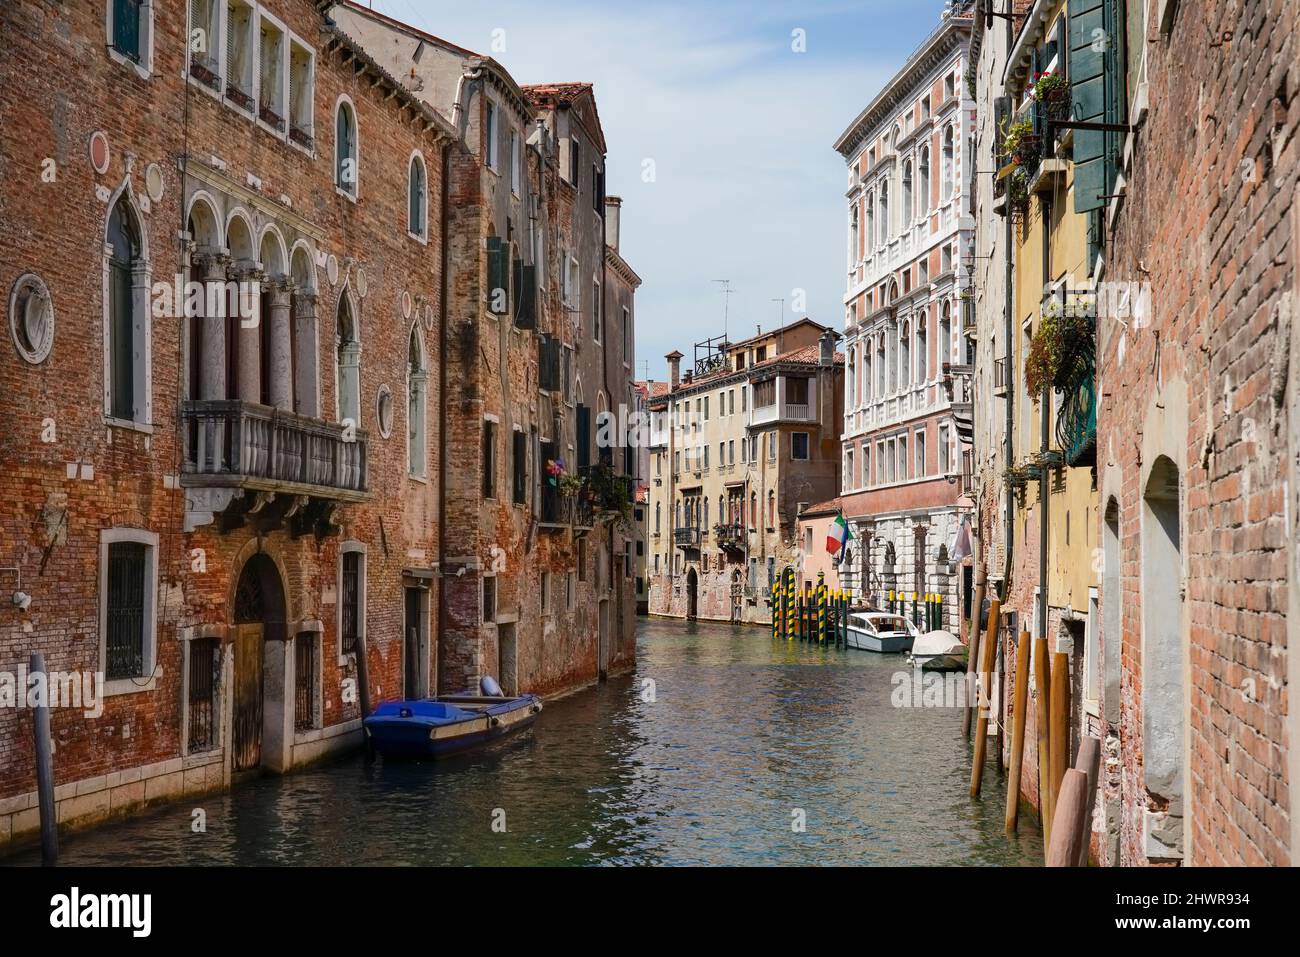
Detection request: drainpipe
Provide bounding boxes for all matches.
[452,65,484,139]
[1002,192,1015,594]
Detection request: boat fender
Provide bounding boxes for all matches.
[490,716,501,727]
[481,675,504,697]
[531,704,541,714]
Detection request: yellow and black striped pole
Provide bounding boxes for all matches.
[816,576,827,643]
[772,574,781,640]
[935,590,943,631]
[785,569,796,641]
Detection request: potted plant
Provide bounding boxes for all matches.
[1024,296,1094,400]
[1000,116,1035,166]
[1031,70,1070,122]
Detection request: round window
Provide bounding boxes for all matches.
[9,273,54,364]
[376,385,394,439]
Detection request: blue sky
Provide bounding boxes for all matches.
[366,0,950,380]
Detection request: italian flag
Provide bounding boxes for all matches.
[826,513,853,559]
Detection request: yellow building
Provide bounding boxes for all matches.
[989,0,1101,820]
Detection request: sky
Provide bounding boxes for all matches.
[366,0,952,381]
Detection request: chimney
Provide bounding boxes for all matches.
[666,350,683,388]
[604,196,622,252]
[819,329,835,367]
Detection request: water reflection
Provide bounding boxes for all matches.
[10,618,1042,866]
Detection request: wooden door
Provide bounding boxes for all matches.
[232,623,264,771]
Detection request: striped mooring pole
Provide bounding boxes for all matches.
[816,577,827,643]
[785,568,796,641]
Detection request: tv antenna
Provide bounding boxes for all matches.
[712,279,733,342]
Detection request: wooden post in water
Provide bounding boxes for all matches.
[1033,637,1053,849]
[962,580,986,739]
[1074,736,1102,866]
[1048,651,1069,832]
[969,598,1001,798]
[1004,632,1031,832]
[1045,768,1090,867]
[30,653,58,864]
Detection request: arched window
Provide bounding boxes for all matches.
[942,126,954,202]
[655,502,661,534]
[899,321,911,389]
[918,146,930,218]
[939,301,951,367]
[917,311,928,383]
[767,490,776,528]
[408,154,426,239]
[336,100,357,196]
[749,492,757,528]
[864,347,873,403]
[407,327,427,477]
[864,189,875,253]
[876,335,886,395]
[878,181,889,245]
[902,160,913,226]
[336,293,361,426]
[848,203,859,267]
[107,196,142,421]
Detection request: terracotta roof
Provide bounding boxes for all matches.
[520,82,594,104]
[665,341,844,395]
[636,485,650,505]
[800,497,843,518]
[639,380,670,398]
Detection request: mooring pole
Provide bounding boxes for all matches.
[30,652,58,865]
[1005,632,1031,832]
[969,599,1002,798]
[962,580,987,739]
[1034,637,1053,850]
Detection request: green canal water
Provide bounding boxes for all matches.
[14,618,1043,866]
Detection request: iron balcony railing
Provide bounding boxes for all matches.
[181,400,368,497]
[993,356,1010,392]
[674,526,701,548]
[539,482,594,529]
[715,523,745,549]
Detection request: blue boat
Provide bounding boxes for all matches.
[363,694,543,759]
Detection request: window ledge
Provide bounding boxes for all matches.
[104,415,153,435]
[108,47,151,82]
[336,186,358,204]
[102,671,162,698]
[408,230,428,246]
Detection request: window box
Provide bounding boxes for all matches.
[227,84,254,112]
[189,59,221,91]
[259,104,286,133]
[289,125,315,151]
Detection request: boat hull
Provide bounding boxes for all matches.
[845,627,914,653]
[363,695,542,760]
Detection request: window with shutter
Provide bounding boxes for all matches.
[512,430,528,504]
[487,237,509,315]
[1069,0,1123,214]
[106,542,147,679]
[113,0,143,62]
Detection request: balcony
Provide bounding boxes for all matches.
[540,483,594,531]
[181,400,367,534]
[714,523,746,551]
[1054,325,1097,468]
[674,527,701,548]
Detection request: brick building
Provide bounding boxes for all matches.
[833,4,977,632]
[0,0,457,845]
[646,319,844,624]
[1089,0,1297,865]
[1,0,640,851]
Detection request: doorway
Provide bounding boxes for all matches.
[730,569,743,622]
[231,553,286,773]
[686,567,698,620]
[403,584,428,699]
[498,622,518,696]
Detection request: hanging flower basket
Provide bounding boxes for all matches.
[1024,297,1095,400]
[1032,71,1071,123]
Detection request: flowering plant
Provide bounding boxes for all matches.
[1031,71,1068,103]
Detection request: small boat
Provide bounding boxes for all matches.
[846,611,921,653]
[908,630,968,671]
[363,687,542,759]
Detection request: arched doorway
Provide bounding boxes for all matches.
[232,553,287,772]
[686,567,698,620]
[730,569,743,622]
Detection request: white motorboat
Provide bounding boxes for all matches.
[908,630,967,671]
[845,611,921,653]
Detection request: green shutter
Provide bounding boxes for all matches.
[486,237,507,314]
[1069,0,1107,212]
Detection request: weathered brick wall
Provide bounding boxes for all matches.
[1098,0,1298,865]
[0,0,445,816]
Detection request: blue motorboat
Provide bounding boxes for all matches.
[363,693,543,759]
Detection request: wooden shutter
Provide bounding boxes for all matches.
[1070,0,1121,212]
[512,430,527,504]
[576,404,591,470]
[487,237,508,315]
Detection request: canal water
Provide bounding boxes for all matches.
[14,618,1043,866]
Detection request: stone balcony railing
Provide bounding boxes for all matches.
[181,399,367,533]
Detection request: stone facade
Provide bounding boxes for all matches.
[833,5,976,633]
[646,320,844,625]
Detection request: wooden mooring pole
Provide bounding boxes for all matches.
[1048,650,1070,839]
[1046,768,1090,866]
[969,598,1001,798]
[1033,637,1052,848]
[1074,736,1102,866]
[962,580,986,739]
[30,652,58,864]
[1004,631,1031,832]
